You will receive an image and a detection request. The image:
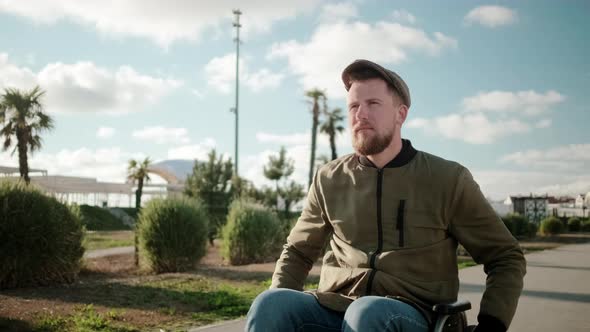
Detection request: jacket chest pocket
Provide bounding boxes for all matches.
[394,201,447,249]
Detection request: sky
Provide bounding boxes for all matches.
[0,0,588,200]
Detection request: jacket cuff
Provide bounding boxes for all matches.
[474,314,507,332]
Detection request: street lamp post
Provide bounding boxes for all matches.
[232,9,242,176]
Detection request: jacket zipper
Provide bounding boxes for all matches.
[396,200,405,247]
[366,169,383,295]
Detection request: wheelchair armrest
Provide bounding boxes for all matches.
[432,299,471,315]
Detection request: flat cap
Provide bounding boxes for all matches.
[342,59,411,108]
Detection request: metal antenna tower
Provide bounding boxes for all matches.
[231,9,242,176]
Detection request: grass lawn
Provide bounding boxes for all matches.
[1,233,587,331]
[84,231,134,251]
[0,261,321,332]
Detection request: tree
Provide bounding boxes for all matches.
[320,107,345,160]
[279,180,305,216]
[263,146,294,210]
[127,157,151,267]
[0,86,53,184]
[184,149,234,245]
[305,88,327,189]
[127,158,151,209]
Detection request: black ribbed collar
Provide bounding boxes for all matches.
[358,139,417,168]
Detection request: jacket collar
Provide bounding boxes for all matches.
[358,139,417,168]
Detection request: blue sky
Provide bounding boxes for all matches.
[0,0,588,200]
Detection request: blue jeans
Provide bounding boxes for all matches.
[246,288,429,332]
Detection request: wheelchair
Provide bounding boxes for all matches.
[432,299,476,332]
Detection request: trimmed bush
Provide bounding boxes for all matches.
[501,214,537,238]
[221,200,282,265]
[80,204,130,230]
[540,216,563,235]
[527,222,539,238]
[119,207,139,221]
[138,197,209,273]
[0,181,84,288]
[567,217,582,232]
[582,220,590,232]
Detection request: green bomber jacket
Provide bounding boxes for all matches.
[271,139,526,330]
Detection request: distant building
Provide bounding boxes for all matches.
[505,195,548,224]
[547,194,588,218]
[575,194,586,208]
[0,164,179,208]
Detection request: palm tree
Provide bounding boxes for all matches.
[127,157,151,209]
[305,88,326,188]
[0,86,53,184]
[127,157,151,266]
[320,107,345,161]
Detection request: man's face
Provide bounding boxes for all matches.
[347,78,404,156]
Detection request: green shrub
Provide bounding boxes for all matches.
[540,216,563,235]
[0,181,84,288]
[138,197,209,273]
[221,199,282,265]
[582,220,590,232]
[79,204,130,230]
[501,216,513,234]
[501,214,537,238]
[567,217,582,232]
[527,221,539,237]
[119,207,139,220]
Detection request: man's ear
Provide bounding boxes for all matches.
[397,105,409,125]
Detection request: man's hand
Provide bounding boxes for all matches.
[473,314,506,332]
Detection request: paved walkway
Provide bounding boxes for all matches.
[190,243,590,332]
[84,246,134,259]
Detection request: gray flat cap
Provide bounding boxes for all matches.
[342,59,411,108]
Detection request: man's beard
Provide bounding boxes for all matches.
[352,128,394,156]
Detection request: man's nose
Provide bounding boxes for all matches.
[355,104,369,120]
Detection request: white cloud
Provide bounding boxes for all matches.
[0,0,321,47]
[268,21,456,99]
[256,132,309,145]
[462,90,565,115]
[245,68,285,92]
[470,143,590,199]
[0,53,182,114]
[319,2,358,23]
[472,169,590,200]
[245,129,353,188]
[0,147,132,183]
[166,138,217,160]
[205,54,240,94]
[96,127,115,139]
[406,112,530,144]
[391,9,416,24]
[205,54,284,94]
[0,53,37,89]
[256,129,352,151]
[191,88,205,99]
[409,89,564,144]
[535,119,552,129]
[500,143,590,173]
[132,126,191,145]
[464,6,518,28]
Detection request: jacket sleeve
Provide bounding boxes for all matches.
[448,167,526,330]
[270,171,332,290]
